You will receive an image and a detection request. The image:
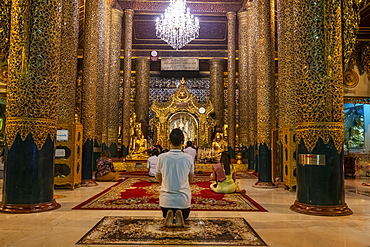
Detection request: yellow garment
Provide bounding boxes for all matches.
[210,165,238,193]
[95,171,120,181]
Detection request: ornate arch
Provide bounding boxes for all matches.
[150,78,215,148]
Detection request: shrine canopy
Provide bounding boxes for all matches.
[150,78,215,149]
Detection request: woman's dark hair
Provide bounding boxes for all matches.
[102,150,110,158]
[152,148,159,156]
[170,128,184,146]
[220,151,231,175]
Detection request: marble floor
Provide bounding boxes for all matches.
[0,176,369,247]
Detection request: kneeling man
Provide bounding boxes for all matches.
[156,128,194,227]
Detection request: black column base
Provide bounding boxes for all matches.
[81,179,98,187]
[0,199,61,214]
[290,200,353,216]
[253,181,277,188]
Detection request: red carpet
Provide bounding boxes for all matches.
[72,177,267,212]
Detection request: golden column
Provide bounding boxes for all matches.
[94,0,106,147]
[135,57,150,138]
[81,0,106,185]
[122,9,134,157]
[290,0,352,216]
[226,11,236,156]
[107,6,123,157]
[0,0,62,213]
[208,58,225,130]
[101,1,112,148]
[0,0,11,87]
[247,3,257,170]
[55,0,82,189]
[238,11,248,147]
[253,0,276,188]
[277,0,297,191]
[58,0,79,126]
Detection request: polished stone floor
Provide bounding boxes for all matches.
[0,176,369,247]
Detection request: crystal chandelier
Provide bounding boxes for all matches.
[156,0,200,50]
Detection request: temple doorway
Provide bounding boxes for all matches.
[169,112,198,146]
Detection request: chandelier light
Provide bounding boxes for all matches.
[156,0,200,50]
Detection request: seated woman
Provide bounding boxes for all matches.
[147,148,159,182]
[210,151,238,193]
[95,150,120,181]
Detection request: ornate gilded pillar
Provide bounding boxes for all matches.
[247,3,257,170]
[253,0,276,188]
[55,0,82,189]
[135,57,150,138]
[58,0,79,126]
[122,9,134,157]
[277,0,297,191]
[0,0,62,213]
[0,0,11,89]
[107,6,123,157]
[238,11,248,148]
[81,0,105,186]
[209,58,225,130]
[226,12,236,158]
[94,0,106,152]
[290,0,352,216]
[101,1,112,151]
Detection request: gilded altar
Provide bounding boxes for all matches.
[150,78,215,148]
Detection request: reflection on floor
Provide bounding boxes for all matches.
[0,177,370,247]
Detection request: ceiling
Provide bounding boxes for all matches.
[117,0,246,58]
[79,0,370,58]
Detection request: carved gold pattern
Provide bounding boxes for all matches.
[277,0,296,131]
[227,11,236,149]
[0,0,11,59]
[122,9,134,147]
[277,0,296,190]
[295,0,344,153]
[0,0,11,87]
[359,41,370,78]
[94,0,106,145]
[58,0,79,125]
[342,0,361,70]
[6,0,62,150]
[150,78,215,149]
[101,2,112,145]
[247,3,257,147]
[107,8,123,146]
[254,0,274,148]
[238,11,248,146]
[81,0,101,141]
[135,57,150,135]
[209,58,224,129]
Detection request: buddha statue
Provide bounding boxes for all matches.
[127,114,149,159]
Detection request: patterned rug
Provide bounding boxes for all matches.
[72,177,267,211]
[120,171,257,179]
[76,216,267,246]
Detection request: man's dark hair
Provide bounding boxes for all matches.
[152,148,159,156]
[186,141,192,147]
[170,128,184,146]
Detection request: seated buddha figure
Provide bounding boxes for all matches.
[128,122,148,159]
[212,133,226,159]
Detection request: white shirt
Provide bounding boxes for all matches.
[184,146,196,164]
[147,155,158,176]
[156,149,194,208]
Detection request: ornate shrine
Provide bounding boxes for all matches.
[150,78,215,148]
